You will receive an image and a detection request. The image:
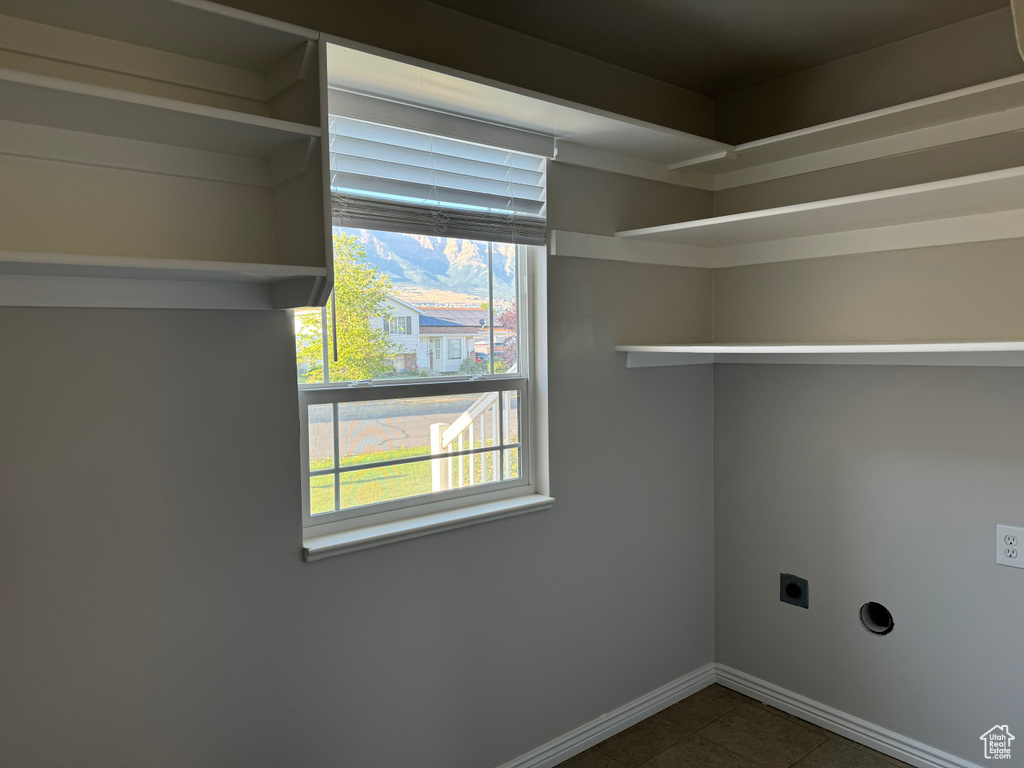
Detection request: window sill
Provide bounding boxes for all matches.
[302,492,554,561]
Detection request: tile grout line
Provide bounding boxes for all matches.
[642,694,758,768]
[579,687,914,768]
[690,733,762,768]
[694,701,827,768]
[603,691,750,768]
[783,735,833,768]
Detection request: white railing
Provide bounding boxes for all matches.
[430,366,516,491]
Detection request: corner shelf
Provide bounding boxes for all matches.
[0,69,320,158]
[675,74,1024,185]
[0,0,318,73]
[0,0,333,309]
[616,342,1024,368]
[615,165,1024,248]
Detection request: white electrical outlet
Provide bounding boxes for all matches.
[997,525,1024,568]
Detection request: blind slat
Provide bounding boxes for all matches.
[330,154,546,202]
[328,113,547,243]
[330,116,545,171]
[332,193,546,245]
[331,172,546,216]
[328,136,545,185]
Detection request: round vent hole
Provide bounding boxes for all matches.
[860,602,894,635]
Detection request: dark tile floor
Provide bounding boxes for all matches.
[557,685,910,768]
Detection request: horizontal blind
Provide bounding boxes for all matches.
[329,115,547,245]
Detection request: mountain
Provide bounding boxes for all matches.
[339,227,517,306]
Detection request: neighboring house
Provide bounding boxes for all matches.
[375,302,513,374]
[416,307,485,373]
[375,296,421,372]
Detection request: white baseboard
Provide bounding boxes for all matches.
[496,662,980,768]
[494,662,717,768]
[716,665,981,768]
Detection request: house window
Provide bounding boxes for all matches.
[295,114,547,550]
[384,316,411,335]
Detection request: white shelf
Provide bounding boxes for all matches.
[617,342,1024,368]
[0,0,318,73]
[678,74,1024,180]
[0,68,320,158]
[615,165,1024,248]
[0,251,327,310]
[0,0,332,298]
[323,39,730,171]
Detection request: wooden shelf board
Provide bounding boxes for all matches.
[615,166,1024,247]
[617,342,1024,368]
[0,68,320,157]
[683,74,1024,174]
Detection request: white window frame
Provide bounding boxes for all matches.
[299,243,551,560]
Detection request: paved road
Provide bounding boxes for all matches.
[308,395,519,462]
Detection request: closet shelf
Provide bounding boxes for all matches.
[616,342,1024,368]
[0,0,318,74]
[676,73,1024,175]
[615,165,1024,247]
[0,68,320,158]
[0,251,328,310]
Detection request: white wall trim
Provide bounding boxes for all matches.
[494,663,716,768]
[716,665,982,768]
[493,661,980,768]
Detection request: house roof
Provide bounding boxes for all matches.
[416,306,513,331]
[417,307,489,328]
[419,316,464,328]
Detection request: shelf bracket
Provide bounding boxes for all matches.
[268,136,317,185]
[271,275,326,310]
[668,148,737,171]
[624,351,715,368]
[266,40,315,99]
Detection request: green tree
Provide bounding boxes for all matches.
[296,233,401,383]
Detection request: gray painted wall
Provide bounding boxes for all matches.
[0,166,717,767]
[547,162,713,235]
[713,131,1024,217]
[714,364,1024,763]
[716,9,1023,145]
[712,241,1024,343]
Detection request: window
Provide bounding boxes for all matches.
[385,316,411,335]
[296,111,550,554]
